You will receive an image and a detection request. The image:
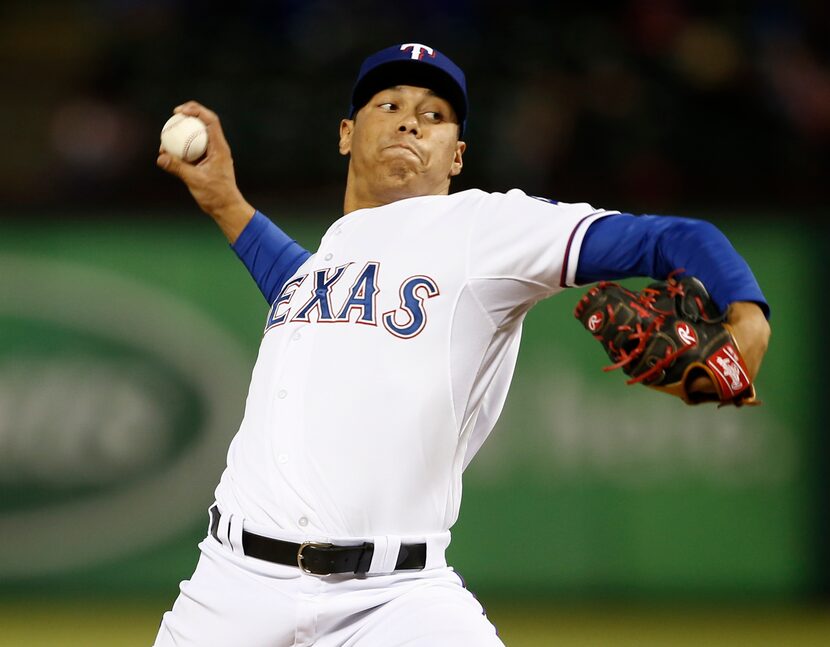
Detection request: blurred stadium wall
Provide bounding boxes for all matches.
[0,217,822,603]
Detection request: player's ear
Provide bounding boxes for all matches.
[449,140,466,177]
[339,118,354,156]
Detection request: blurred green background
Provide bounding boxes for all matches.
[1,1,829,644]
[0,218,825,645]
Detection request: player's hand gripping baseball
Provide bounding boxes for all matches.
[157,101,255,243]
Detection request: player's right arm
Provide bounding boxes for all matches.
[232,212,311,303]
[157,100,311,303]
[157,100,256,244]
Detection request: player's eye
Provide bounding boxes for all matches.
[378,102,397,111]
[424,111,443,122]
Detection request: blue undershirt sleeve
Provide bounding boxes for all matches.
[576,213,770,319]
[231,211,312,304]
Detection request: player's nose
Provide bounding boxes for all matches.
[396,112,420,136]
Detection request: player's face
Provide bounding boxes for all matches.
[339,85,466,209]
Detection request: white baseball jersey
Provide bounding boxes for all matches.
[214,188,616,539]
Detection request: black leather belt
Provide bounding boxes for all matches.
[209,505,427,576]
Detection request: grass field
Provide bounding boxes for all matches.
[1,599,829,646]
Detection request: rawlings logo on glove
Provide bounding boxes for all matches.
[574,272,758,406]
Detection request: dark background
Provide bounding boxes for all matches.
[1,0,828,217]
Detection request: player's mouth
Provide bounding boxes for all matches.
[383,144,422,162]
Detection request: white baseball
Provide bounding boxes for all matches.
[160,114,208,162]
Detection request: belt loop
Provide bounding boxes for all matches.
[208,504,220,540]
[367,535,401,575]
[228,514,245,556]
[216,509,232,549]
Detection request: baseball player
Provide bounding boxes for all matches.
[154,44,770,646]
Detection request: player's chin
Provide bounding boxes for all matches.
[382,160,422,183]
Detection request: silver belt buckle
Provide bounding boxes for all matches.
[297,541,334,576]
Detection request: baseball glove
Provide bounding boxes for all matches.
[574,272,757,406]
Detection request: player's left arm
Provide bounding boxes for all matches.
[576,213,771,385]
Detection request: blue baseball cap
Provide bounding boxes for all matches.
[349,43,468,136]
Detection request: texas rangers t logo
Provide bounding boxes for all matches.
[400,43,435,60]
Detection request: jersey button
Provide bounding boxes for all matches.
[315,288,327,297]
[324,253,333,261]
[292,332,301,341]
[298,517,308,527]
[278,453,288,464]
[277,389,287,399]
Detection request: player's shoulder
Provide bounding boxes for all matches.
[452,187,606,217]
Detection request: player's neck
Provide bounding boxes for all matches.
[342,170,450,214]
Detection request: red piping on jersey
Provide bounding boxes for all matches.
[559,211,605,288]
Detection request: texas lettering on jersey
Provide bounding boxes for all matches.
[264,261,440,339]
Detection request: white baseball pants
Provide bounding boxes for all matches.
[153,533,504,646]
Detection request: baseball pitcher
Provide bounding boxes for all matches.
[153,44,770,646]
